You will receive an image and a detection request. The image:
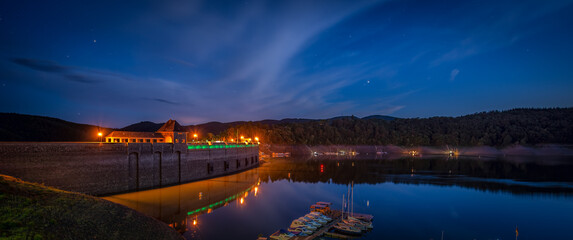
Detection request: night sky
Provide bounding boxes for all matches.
[1,0,572,127]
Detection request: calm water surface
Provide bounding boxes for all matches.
[104,156,573,240]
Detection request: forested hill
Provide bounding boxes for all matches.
[1,108,572,146]
[223,108,573,147]
[0,113,111,142]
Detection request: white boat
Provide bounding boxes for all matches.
[290,219,317,231]
[304,214,327,224]
[269,229,295,240]
[308,212,332,222]
[299,216,323,227]
[288,227,312,235]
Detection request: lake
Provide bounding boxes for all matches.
[104,155,573,240]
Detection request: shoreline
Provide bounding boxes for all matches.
[264,144,573,157]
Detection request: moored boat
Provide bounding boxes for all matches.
[269,229,295,240]
[341,219,367,231]
[298,217,322,227]
[290,219,318,231]
[288,226,312,236]
[333,223,362,236]
[304,214,328,224]
[347,216,373,229]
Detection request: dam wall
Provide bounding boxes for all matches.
[0,142,259,195]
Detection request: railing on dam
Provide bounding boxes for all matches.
[187,143,258,150]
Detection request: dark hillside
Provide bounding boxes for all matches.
[120,121,163,132]
[0,113,111,142]
[362,115,398,121]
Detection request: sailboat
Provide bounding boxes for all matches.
[333,181,373,236]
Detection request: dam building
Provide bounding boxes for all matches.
[105,119,187,143]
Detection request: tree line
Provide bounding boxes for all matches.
[220,108,573,147]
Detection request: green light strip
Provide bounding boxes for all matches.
[187,144,258,150]
[187,186,254,216]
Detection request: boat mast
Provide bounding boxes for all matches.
[351,181,354,218]
[347,183,350,219]
[342,194,345,219]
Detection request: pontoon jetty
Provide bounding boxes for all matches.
[262,202,374,240]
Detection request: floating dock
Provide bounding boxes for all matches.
[291,210,342,240]
[290,210,373,240]
[265,201,374,240]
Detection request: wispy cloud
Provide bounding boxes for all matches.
[450,69,460,81]
[430,1,573,67]
[11,58,103,84]
[149,98,179,105]
[12,58,68,73]
[128,0,389,120]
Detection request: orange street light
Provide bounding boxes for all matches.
[254,137,259,142]
[98,132,103,142]
[193,133,198,142]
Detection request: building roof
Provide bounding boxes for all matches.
[157,119,186,132]
[105,131,164,138]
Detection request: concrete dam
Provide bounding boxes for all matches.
[0,142,259,195]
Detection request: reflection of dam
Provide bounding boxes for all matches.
[104,167,260,233]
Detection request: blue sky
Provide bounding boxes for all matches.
[1,0,572,127]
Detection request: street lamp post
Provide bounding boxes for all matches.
[98,132,103,143]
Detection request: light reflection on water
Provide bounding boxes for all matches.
[103,168,261,235]
[105,156,573,240]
